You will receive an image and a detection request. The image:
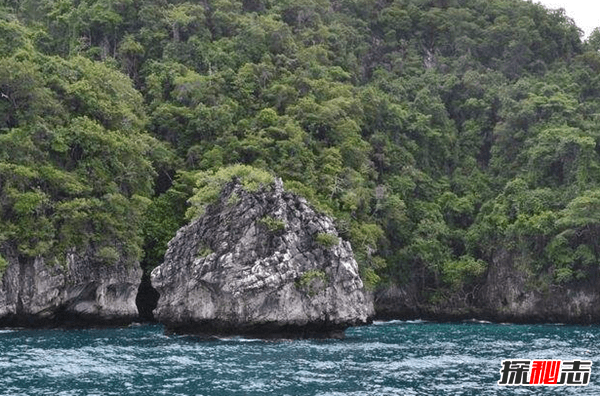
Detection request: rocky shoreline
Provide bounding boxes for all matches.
[2,181,600,333]
[373,249,600,325]
[0,249,141,328]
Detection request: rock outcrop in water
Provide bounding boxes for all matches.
[0,250,141,326]
[151,179,373,337]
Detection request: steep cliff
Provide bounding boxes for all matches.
[477,249,600,324]
[374,248,600,324]
[0,249,141,326]
[151,179,373,338]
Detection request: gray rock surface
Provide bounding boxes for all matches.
[151,179,374,337]
[0,249,141,326]
[374,248,600,324]
[478,248,600,323]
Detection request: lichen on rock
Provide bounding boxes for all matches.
[151,178,374,338]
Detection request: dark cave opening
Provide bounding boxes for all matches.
[135,272,159,322]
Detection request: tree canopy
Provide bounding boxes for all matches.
[1,0,600,298]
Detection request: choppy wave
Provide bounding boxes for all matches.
[0,323,598,395]
[372,319,429,325]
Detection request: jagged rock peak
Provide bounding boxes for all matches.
[151,179,374,338]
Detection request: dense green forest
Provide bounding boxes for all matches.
[1,0,600,304]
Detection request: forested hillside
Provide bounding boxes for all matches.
[2,0,600,309]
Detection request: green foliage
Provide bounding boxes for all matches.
[297,269,327,286]
[186,164,274,219]
[554,267,573,284]
[96,246,119,265]
[0,254,8,280]
[296,269,328,296]
[556,190,600,231]
[361,267,380,291]
[226,191,240,206]
[11,190,48,216]
[0,18,30,57]
[0,28,158,268]
[141,171,195,271]
[526,127,598,189]
[196,243,213,258]
[4,0,600,299]
[442,256,488,291]
[57,56,147,131]
[350,223,384,253]
[257,215,286,233]
[315,232,339,249]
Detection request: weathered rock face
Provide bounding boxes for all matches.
[374,248,600,324]
[477,249,600,324]
[0,249,142,326]
[151,179,374,337]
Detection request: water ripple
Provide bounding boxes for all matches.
[0,323,598,395]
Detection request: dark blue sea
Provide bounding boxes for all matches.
[0,320,598,395]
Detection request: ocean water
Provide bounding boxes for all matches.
[0,320,598,395]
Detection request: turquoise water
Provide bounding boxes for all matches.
[0,320,598,395]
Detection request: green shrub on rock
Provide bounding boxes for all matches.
[296,269,328,296]
[186,165,274,219]
[315,233,339,249]
[258,215,286,233]
[0,254,8,280]
[96,247,120,265]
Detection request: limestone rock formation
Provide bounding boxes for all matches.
[151,179,374,337]
[478,249,600,324]
[0,250,142,326]
[373,248,600,324]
